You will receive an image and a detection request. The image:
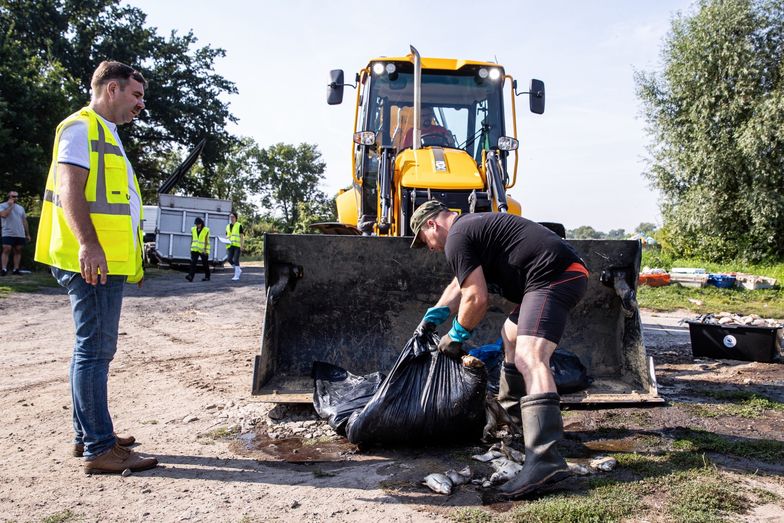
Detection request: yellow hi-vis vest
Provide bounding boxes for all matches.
[191,226,210,254]
[35,107,144,283]
[226,222,242,247]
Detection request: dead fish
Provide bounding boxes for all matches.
[445,466,472,486]
[499,441,525,463]
[472,450,504,462]
[590,456,617,472]
[568,462,592,476]
[462,355,484,368]
[423,473,453,495]
[489,458,523,483]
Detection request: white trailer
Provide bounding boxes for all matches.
[152,194,231,266]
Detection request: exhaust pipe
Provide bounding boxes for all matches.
[411,45,421,151]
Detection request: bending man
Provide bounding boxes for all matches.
[411,200,588,498]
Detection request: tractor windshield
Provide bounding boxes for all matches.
[363,67,505,163]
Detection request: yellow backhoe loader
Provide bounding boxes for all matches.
[252,47,661,405]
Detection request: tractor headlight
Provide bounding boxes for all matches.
[353,131,376,146]
[372,62,385,75]
[489,68,501,80]
[477,68,489,79]
[497,136,519,151]
[385,63,396,74]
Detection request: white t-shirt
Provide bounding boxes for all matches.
[0,202,26,238]
[57,114,142,246]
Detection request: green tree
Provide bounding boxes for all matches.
[176,136,264,219]
[256,143,329,232]
[634,222,657,237]
[636,0,784,262]
[607,228,627,240]
[0,0,237,200]
[567,225,605,240]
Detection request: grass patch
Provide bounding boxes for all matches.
[667,474,749,522]
[687,391,784,419]
[451,507,498,523]
[638,252,784,316]
[672,428,784,462]
[638,284,784,317]
[506,480,642,523]
[41,510,77,523]
[0,270,59,297]
[199,425,239,441]
[614,450,707,477]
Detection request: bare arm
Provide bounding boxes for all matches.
[455,266,489,331]
[23,215,30,239]
[0,202,13,218]
[58,163,107,285]
[434,277,463,313]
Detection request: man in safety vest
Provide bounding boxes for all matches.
[35,61,158,474]
[226,211,243,281]
[186,217,211,282]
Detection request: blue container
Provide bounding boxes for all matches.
[707,274,737,288]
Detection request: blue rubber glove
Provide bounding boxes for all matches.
[447,317,473,342]
[423,306,451,326]
[438,318,472,358]
[414,305,451,337]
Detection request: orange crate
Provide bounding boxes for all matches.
[639,273,671,287]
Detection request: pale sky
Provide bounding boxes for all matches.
[126,0,694,232]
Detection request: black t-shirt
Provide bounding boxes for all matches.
[444,213,583,303]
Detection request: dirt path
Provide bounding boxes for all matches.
[1,269,782,522]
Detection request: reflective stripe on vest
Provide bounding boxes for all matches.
[226,222,242,247]
[191,226,210,254]
[42,124,131,216]
[34,107,143,282]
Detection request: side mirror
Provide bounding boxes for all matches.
[529,79,545,115]
[327,69,345,105]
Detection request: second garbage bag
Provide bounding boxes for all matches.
[314,330,487,446]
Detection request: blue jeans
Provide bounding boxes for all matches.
[52,267,124,458]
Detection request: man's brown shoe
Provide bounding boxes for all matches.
[73,433,137,457]
[83,444,158,475]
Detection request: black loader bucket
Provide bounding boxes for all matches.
[252,234,661,405]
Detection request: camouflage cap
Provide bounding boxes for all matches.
[409,200,448,248]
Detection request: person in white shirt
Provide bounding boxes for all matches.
[0,190,31,275]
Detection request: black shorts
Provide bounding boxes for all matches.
[508,271,588,344]
[1,236,25,247]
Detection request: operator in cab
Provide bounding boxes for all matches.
[401,106,455,149]
[410,200,588,498]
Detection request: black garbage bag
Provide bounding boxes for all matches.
[477,345,592,395]
[312,331,487,446]
[312,362,385,435]
[550,347,593,394]
[345,330,487,446]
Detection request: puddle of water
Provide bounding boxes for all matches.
[232,431,358,463]
[583,436,643,453]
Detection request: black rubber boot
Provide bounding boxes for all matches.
[497,363,525,428]
[498,393,571,498]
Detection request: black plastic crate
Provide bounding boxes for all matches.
[686,321,781,363]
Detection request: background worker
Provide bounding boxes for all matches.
[0,191,31,275]
[186,217,210,282]
[411,200,588,498]
[34,60,157,474]
[226,211,243,281]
